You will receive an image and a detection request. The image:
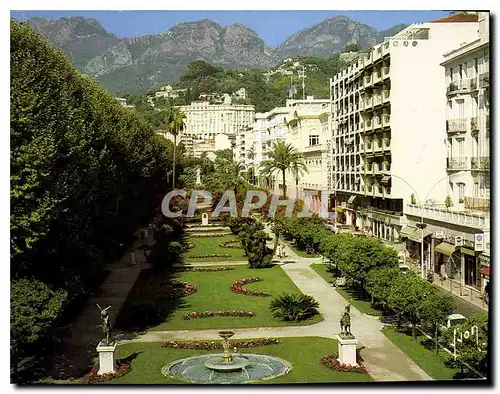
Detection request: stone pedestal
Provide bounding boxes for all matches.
[96,341,117,375]
[335,335,359,366]
[201,212,209,226]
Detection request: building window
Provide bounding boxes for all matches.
[457,183,465,199]
[474,182,480,197]
[309,135,320,146]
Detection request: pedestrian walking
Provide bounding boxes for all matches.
[130,250,137,266]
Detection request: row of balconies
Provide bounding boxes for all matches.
[447,73,489,95]
[446,117,485,133]
[446,156,490,171]
[405,204,489,229]
[361,184,392,197]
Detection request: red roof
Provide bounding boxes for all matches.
[431,13,479,23]
[480,266,490,277]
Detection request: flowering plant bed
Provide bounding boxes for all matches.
[183,310,256,320]
[163,281,198,299]
[190,232,232,237]
[230,277,272,297]
[186,253,231,259]
[320,355,368,374]
[185,226,229,232]
[179,266,235,272]
[161,338,279,350]
[87,360,132,384]
[219,240,243,249]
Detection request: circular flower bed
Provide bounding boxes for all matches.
[187,253,231,259]
[183,310,256,320]
[230,277,272,297]
[179,266,235,272]
[87,360,131,384]
[161,338,279,350]
[320,355,367,374]
[219,240,243,249]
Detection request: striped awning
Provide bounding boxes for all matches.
[435,242,457,256]
[400,226,432,242]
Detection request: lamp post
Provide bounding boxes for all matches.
[380,171,450,279]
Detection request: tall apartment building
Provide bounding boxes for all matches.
[329,17,479,255]
[179,96,255,142]
[405,12,490,292]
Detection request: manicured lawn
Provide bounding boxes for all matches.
[184,235,246,262]
[310,264,380,316]
[382,327,459,380]
[310,263,333,283]
[281,239,318,258]
[125,265,323,331]
[109,337,373,384]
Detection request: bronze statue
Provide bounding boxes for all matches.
[340,304,352,337]
[97,304,112,345]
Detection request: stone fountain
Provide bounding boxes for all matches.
[162,331,291,384]
[204,331,250,372]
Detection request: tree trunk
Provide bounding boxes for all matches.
[282,169,287,199]
[412,322,416,339]
[172,133,177,189]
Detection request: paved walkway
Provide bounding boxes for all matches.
[47,229,154,380]
[122,226,432,382]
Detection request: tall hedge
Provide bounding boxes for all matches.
[10,19,173,378]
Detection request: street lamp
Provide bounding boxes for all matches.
[380,171,450,279]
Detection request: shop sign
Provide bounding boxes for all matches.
[435,231,444,239]
[454,236,463,247]
[474,234,484,252]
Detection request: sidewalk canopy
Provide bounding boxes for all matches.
[435,242,457,256]
[400,226,432,242]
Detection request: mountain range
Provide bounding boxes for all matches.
[24,15,409,94]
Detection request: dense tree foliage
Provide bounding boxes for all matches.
[10,20,176,377]
[441,313,489,376]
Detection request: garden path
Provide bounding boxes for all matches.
[123,227,432,382]
[46,229,153,380]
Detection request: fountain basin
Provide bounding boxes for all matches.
[205,356,250,372]
[162,353,292,384]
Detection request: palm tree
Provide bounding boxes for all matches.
[260,140,307,199]
[165,108,185,189]
[291,161,307,198]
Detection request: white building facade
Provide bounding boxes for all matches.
[329,16,483,283]
[179,97,255,142]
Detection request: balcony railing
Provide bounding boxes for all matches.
[373,117,382,129]
[479,72,489,88]
[373,141,382,152]
[446,118,467,133]
[382,90,390,102]
[382,66,390,79]
[364,75,373,86]
[364,97,373,109]
[373,94,382,106]
[471,156,490,170]
[405,204,489,229]
[446,157,468,170]
[373,71,382,83]
[382,138,390,149]
[447,81,469,94]
[364,120,373,131]
[382,114,390,127]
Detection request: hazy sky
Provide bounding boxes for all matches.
[10,10,452,47]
